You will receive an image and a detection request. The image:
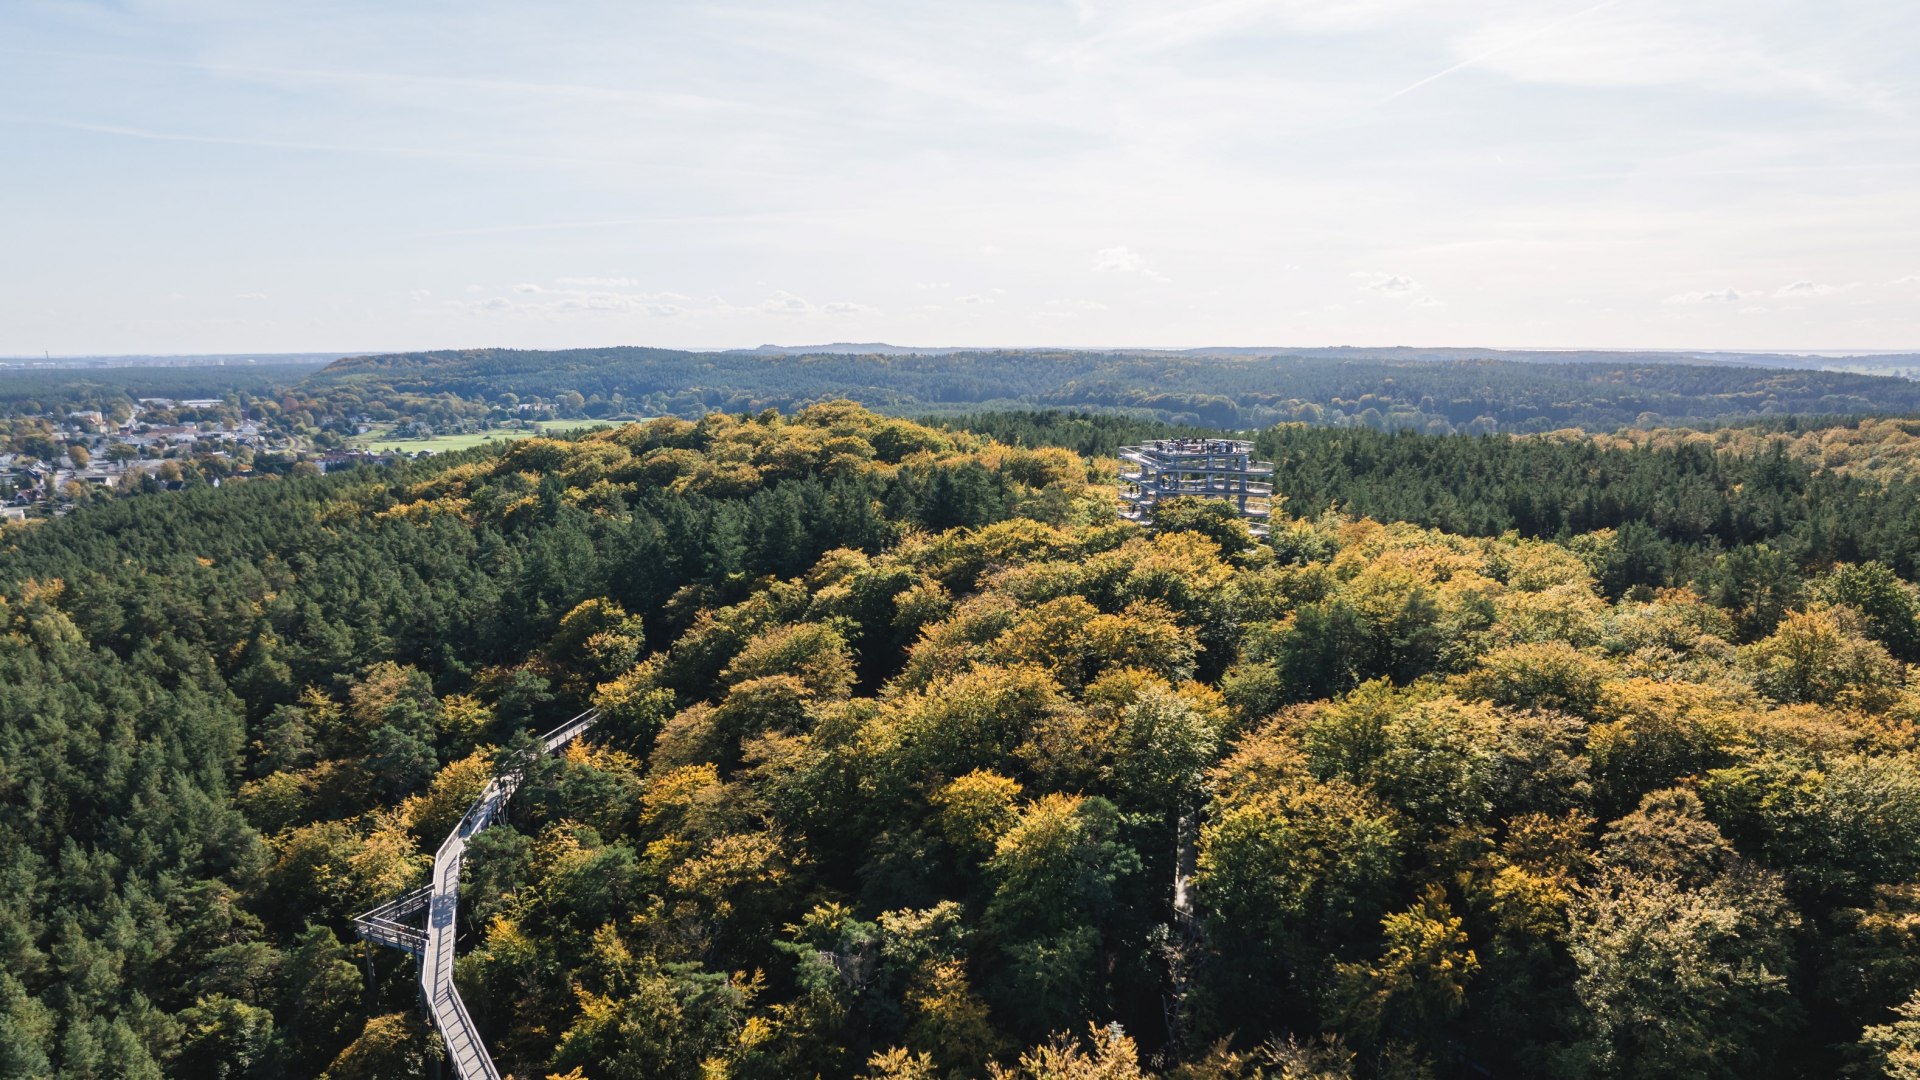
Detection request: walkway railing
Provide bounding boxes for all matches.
[355,884,431,954]
[353,708,599,1079]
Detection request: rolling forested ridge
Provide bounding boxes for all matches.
[300,346,1920,432]
[0,363,329,419]
[6,404,1920,1079]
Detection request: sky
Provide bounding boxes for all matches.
[2,0,1917,355]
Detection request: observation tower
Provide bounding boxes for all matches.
[1118,437,1274,536]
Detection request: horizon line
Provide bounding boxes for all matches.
[6,343,1920,363]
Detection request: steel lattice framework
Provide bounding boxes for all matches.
[1118,438,1274,536]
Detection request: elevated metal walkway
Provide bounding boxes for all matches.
[355,886,431,954]
[353,708,599,1079]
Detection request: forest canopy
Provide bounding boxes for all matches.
[302,345,1920,432]
[0,363,328,419]
[4,403,1920,1079]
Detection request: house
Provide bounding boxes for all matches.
[145,426,198,445]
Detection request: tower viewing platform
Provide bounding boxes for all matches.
[1118,437,1274,536]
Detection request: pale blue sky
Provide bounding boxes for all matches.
[3,0,1917,354]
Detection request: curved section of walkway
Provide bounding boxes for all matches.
[359,708,598,1080]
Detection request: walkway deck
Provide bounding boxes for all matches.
[355,708,599,1079]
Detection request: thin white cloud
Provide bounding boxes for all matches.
[761,291,869,317]
[761,292,811,315]
[0,46,749,113]
[419,212,827,240]
[1382,0,1621,104]
[1776,280,1831,296]
[1663,287,1748,305]
[6,0,1919,354]
[459,281,698,318]
[0,113,644,169]
[1091,245,1169,282]
[555,276,644,288]
[1072,0,1435,65]
[554,293,686,316]
[1774,280,1859,297]
[1353,271,1423,297]
[1453,7,1895,112]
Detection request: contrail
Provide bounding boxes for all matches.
[1381,0,1624,104]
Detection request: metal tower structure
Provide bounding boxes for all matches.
[1118,438,1274,536]
[354,708,599,1080]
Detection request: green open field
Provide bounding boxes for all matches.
[347,418,625,453]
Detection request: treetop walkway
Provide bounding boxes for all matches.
[354,708,599,1079]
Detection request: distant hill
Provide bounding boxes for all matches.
[307,345,1920,433]
[727,342,979,356]
[1165,345,1920,378]
[0,352,360,370]
[722,342,1920,374]
[0,361,335,416]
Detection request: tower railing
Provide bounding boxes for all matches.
[1116,438,1276,536]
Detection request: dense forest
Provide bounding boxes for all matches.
[950,412,1920,603]
[0,364,329,420]
[303,346,1920,432]
[1580,416,1920,483]
[5,404,1920,1078]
